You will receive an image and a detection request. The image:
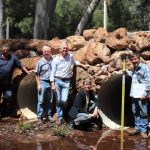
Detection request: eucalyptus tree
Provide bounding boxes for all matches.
[75,0,101,35]
[0,0,4,39]
[33,0,57,39]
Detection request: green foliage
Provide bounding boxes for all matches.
[51,125,69,137]
[17,121,30,131]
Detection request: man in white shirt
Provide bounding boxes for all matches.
[50,40,88,125]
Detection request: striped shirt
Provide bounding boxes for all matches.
[35,57,53,81]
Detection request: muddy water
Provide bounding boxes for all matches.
[0,118,150,150]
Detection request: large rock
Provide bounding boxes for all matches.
[86,42,111,65]
[94,27,108,43]
[49,37,61,55]
[66,36,86,51]
[128,32,150,51]
[83,29,96,41]
[105,28,128,50]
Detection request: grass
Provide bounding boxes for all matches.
[17,121,30,131]
[51,124,69,137]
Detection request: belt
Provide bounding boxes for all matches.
[55,76,70,81]
[41,80,51,83]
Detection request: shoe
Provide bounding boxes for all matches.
[47,116,54,123]
[141,133,148,139]
[127,129,140,135]
[37,118,42,126]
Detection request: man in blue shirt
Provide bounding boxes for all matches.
[0,46,30,119]
[127,53,150,139]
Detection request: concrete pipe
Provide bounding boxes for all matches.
[98,74,134,129]
[17,72,37,119]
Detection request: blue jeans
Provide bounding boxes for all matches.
[37,81,52,119]
[132,98,148,133]
[55,78,70,120]
[0,84,12,115]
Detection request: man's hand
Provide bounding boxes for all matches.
[81,64,90,70]
[37,84,42,92]
[51,82,56,91]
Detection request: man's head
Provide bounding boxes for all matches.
[1,46,10,56]
[59,40,68,57]
[130,53,140,68]
[83,79,92,92]
[42,46,51,60]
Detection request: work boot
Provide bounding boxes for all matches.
[141,133,148,139]
[127,129,140,135]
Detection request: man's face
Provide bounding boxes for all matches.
[131,56,140,68]
[60,43,68,56]
[43,48,51,58]
[1,47,9,55]
[84,83,91,92]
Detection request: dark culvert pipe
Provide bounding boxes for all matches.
[17,73,134,129]
[98,74,134,129]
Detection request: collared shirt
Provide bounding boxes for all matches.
[35,57,53,81]
[0,53,23,84]
[50,53,79,81]
[127,62,150,97]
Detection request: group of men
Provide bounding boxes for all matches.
[35,40,101,130]
[0,42,150,137]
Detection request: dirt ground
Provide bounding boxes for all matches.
[0,117,150,150]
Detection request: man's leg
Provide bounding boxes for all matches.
[46,85,54,122]
[37,81,46,123]
[3,85,13,116]
[74,113,91,126]
[55,79,63,123]
[61,80,70,120]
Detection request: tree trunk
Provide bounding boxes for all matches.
[33,0,57,39]
[75,0,101,35]
[0,0,4,39]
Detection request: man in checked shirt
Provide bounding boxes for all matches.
[126,53,150,139]
[50,40,89,126]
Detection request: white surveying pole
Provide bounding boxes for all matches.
[6,18,9,39]
[103,0,107,30]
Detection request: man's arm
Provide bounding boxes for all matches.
[50,60,57,91]
[35,74,41,92]
[21,66,31,74]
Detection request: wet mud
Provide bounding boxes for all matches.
[0,118,150,150]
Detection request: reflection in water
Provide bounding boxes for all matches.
[0,129,150,150]
[37,142,42,150]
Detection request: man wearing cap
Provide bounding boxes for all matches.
[68,80,101,130]
[126,53,150,139]
[50,40,89,125]
[0,45,31,119]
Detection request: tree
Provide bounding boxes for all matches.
[33,0,57,39]
[0,0,4,39]
[75,0,101,35]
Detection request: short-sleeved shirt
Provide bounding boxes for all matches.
[50,53,77,81]
[0,53,23,84]
[35,57,53,81]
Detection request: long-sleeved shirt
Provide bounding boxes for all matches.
[50,53,80,81]
[35,57,53,81]
[127,62,150,98]
[0,53,23,84]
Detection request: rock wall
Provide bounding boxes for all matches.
[0,27,150,93]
